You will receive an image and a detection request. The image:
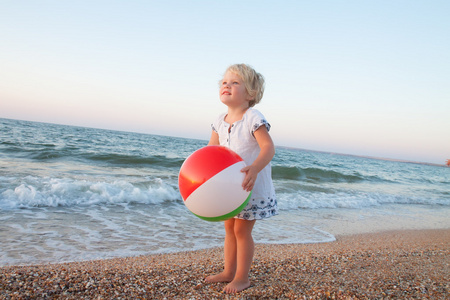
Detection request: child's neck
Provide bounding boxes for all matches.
[226,106,250,124]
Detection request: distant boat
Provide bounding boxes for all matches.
[447,159,450,167]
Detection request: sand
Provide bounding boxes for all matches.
[1,229,449,299]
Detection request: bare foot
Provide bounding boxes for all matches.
[204,272,234,283]
[223,279,251,294]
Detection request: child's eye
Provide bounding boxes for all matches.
[233,81,239,84]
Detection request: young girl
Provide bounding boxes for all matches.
[205,64,278,293]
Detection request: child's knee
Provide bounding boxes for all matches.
[224,218,236,233]
[233,220,255,238]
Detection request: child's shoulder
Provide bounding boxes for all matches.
[245,108,267,121]
[245,108,271,132]
[213,112,227,122]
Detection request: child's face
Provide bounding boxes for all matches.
[220,71,252,109]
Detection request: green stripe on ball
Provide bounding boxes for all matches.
[193,191,252,222]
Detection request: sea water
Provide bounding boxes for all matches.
[1,118,449,266]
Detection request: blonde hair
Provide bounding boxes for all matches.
[221,64,265,107]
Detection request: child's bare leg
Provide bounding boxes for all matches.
[223,219,256,294]
[205,218,237,282]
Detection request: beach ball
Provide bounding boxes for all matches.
[178,146,252,221]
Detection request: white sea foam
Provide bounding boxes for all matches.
[0,176,180,210]
[4,203,448,266]
[276,188,450,210]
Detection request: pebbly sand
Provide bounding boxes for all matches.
[1,229,448,299]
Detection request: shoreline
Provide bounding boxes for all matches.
[299,204,450,238]
[2,204,448,268]
[1,229,448,299]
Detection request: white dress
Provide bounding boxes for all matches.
[211,108,278,220]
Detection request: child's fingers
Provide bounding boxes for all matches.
[244,180,254,192]
[242,174,255,191]
[240,166,250,173]
[241,166,256,191]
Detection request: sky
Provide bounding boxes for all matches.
[1,1,449,165]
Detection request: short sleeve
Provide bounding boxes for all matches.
[211,112,226,133]
[248,109,271,137]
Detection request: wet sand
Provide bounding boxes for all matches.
[1,229,448,299]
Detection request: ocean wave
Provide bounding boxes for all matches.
[1,141,185,168]
[83,153,185,168]
[0,176,180,210]
[0,141,78,159]
[272,165,366,183]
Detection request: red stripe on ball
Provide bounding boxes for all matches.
[178,146,243,200]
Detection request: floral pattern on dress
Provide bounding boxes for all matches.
[235,193,278,220]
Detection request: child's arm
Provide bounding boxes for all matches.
[241,126,275,192]
[208,130,220,146]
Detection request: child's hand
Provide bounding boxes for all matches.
[241,165,258,192]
